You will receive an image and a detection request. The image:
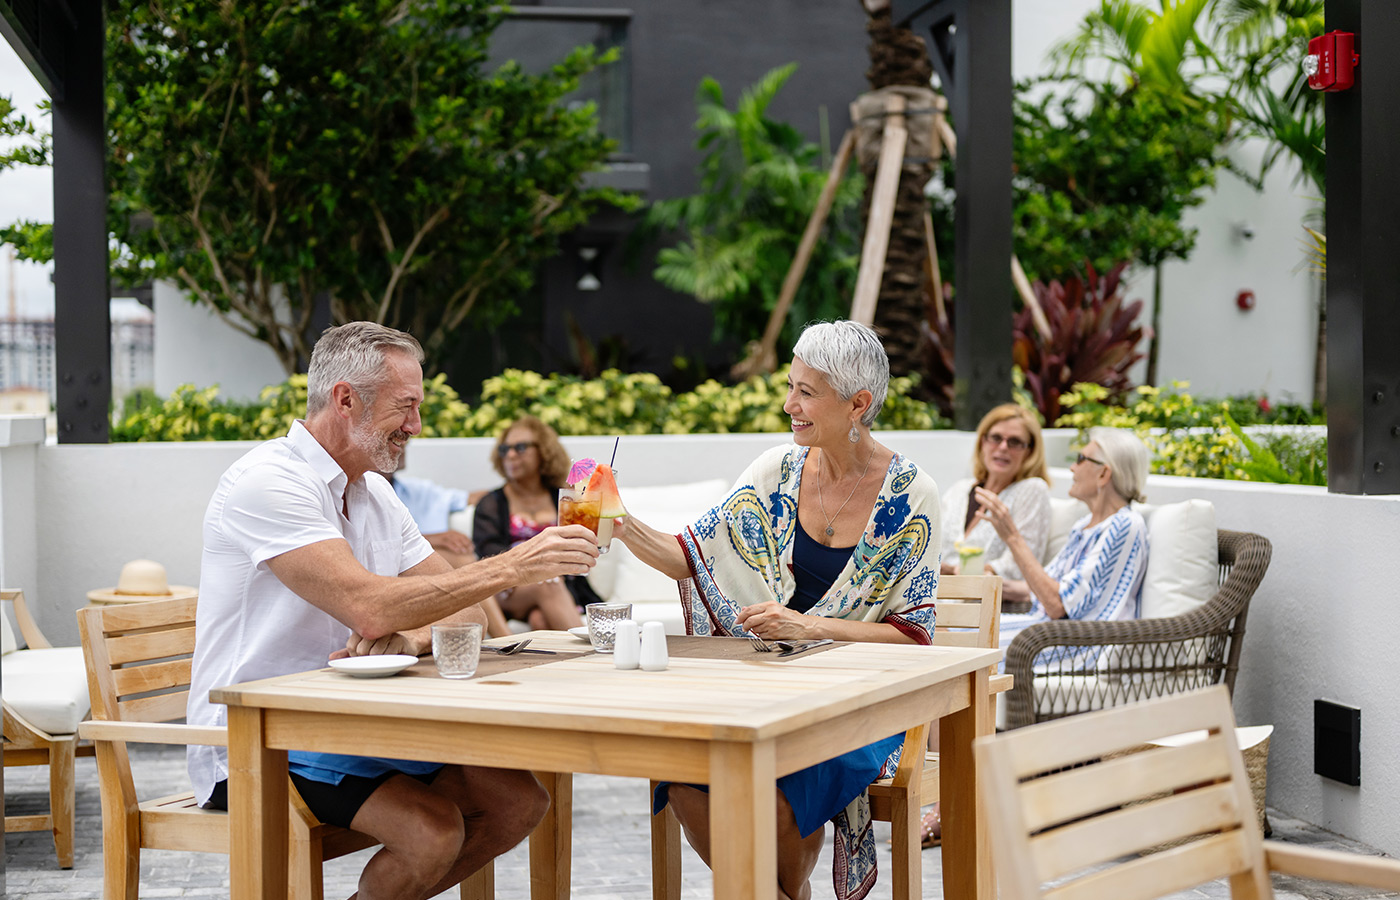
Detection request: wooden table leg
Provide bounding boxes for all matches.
[709,741,776,900]
[530,771,572,900]
[940,668,993,900]
[650,780,681,900]
[228,706,288,900]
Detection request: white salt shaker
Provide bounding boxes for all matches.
[613,619,640,670]
[639,621,669,671]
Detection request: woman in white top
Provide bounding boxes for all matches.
[940,403,1051,579]
[921,404,1054,851]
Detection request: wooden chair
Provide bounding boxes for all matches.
[867,574,1007,900]
[648,574,1010,900]
[76,597,493,900]
[2,587,94,868]
[975,685,1400,900]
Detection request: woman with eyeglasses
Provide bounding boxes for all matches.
[975,426,1150,653]
[472,415,595,631]
[940,404,1052,579]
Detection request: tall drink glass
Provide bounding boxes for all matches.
[559,487,611,552]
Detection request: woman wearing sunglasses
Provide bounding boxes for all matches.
[975,426,1150,653]
[472,415,597,631]
[940,403,1051,579]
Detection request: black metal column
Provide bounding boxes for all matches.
[51,0,110,442]
[894,0,1013,430]
[1325,0,1400,493]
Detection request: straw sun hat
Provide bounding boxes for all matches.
[86,559,198,604]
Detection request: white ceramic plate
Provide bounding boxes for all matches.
[568,626,591,641]
[328,654,419,678]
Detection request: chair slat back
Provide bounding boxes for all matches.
[932,574,1002,650]
[974,686,1270,900]
[78,597,198,726]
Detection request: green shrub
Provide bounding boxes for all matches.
[1057,381,1327,485]
[111,368,949,441]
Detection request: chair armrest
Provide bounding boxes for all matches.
[2,588,53,649]
[989,673,1013,695]
[1265,840,1400,891]
[78,720,228,747]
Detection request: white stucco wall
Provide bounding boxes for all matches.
[153,280,288,402]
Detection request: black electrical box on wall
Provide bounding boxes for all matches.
[1315,699,1361,786]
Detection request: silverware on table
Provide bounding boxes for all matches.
[776,639,834,657]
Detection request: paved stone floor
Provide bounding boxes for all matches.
[5,745,1399,899]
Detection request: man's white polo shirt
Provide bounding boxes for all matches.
[186,421,433,804]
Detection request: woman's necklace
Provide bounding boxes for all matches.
[816,445,877,540]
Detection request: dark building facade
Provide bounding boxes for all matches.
[447,0,872,390]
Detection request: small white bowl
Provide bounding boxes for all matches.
[328,654,419,678]
[567,626,591,641]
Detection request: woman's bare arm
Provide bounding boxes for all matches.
[613,516,691,580]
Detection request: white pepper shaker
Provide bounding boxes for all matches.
[613,619,640,669]
[639,621,669,671]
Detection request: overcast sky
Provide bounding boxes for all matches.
[1,39,56,319]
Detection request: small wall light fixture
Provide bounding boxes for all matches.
[576,246,603,291]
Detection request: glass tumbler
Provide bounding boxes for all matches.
[585,602,633,654]
[432,622,483,679]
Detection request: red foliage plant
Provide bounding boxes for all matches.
[1012,262,1150,423]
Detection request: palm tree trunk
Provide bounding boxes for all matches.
[862,7,937,389]
[1146,265,1163,386]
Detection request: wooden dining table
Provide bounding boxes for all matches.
[213,631,1001,900]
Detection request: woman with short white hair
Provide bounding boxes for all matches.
[975,426,1150,655]
[617,319,940,900]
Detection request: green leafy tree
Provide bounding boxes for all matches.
[1014,76,1232,282]
[1043,0,1239,385]
[0,95,52,257]
[644,65,863,360]
[4,1,627,375]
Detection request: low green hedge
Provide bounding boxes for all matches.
[1057,382,1327,486]
[111,367,950,442]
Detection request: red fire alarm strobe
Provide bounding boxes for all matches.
[1305,31,1358,91]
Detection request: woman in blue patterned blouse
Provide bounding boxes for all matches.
[615,320,940,900]
[974,427,1151,656]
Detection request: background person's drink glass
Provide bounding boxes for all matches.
[585,602,632,653]
[432,623,483,679]
[559,487,611,553]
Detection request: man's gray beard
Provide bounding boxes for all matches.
[350,416,403,474]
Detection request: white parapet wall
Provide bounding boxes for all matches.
[6,425,1399,856]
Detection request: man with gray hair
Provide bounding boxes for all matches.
[187,322,599,899]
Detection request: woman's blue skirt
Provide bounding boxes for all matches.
[652,732,904,839]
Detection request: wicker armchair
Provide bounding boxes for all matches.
[1004,529,1271,729]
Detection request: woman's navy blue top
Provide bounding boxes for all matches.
[790,520,855,613]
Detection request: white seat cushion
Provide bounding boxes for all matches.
[1044,498,1089,564]
[2,646,92,735]
[1137,499,1218,618]
[448,506,475,536]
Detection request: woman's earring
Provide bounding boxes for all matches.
[848,423,860,443]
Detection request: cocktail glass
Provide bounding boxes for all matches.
[559,487,613,554]
[957,544,986,576]
[559,486,602,539]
